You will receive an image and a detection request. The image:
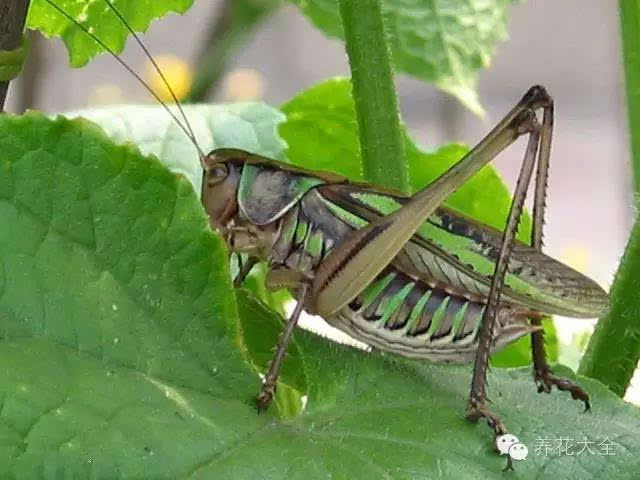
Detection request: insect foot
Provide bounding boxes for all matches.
[256,381,276,413]
[534,368,591,412]
[466,400,507,438]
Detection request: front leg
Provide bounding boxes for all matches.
[256,270,310,412]
[233,254,258,286]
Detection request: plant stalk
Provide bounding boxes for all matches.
[339,0,407,192]
[578,0,640,396]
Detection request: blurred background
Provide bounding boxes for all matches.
[5,1,637,402]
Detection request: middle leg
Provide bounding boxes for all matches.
[256,271,310,412]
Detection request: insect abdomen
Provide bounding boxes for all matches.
[327,269,533,362]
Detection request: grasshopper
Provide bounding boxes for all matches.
[45,0,609,443]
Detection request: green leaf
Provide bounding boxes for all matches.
[287,0,519,113]
[1,111,638,479]
[0,112,259,477]
[27,0,195,67]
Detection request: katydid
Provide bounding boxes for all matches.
[44,0,609,445]
[201,93,607,434]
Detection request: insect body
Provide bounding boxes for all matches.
[203,150,607,364]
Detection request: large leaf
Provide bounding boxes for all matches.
[287,0,520,113]
[27,0,195,67]
[0,113,256,477]
[1,112,638,479]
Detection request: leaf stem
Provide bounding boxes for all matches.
[339,0,407,192]
[578,0,640,396]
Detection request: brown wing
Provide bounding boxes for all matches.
[317,183,608,318]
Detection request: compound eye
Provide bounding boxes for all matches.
[207,164,229,185]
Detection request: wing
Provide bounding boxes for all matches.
[317,183,608,318]
[238,164,324,225]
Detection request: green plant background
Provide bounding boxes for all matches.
[0,0,637,478]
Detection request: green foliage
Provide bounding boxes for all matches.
[28,0,518,112]
[0,113,250,477]
[287,0,519,113]
[241,295,640,479]
[7,1,634,477]
[580,218,640,394]
[0,113,637,478]
[578,0,640,397]
[27,0,195,66]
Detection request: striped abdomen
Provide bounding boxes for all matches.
[326,268,535,362]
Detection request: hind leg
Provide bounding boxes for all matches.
[525,88,590,411]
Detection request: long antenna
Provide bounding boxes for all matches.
[100,0,199,154]
[42,0,205,159]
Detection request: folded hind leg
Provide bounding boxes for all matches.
[525,88,590,411]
